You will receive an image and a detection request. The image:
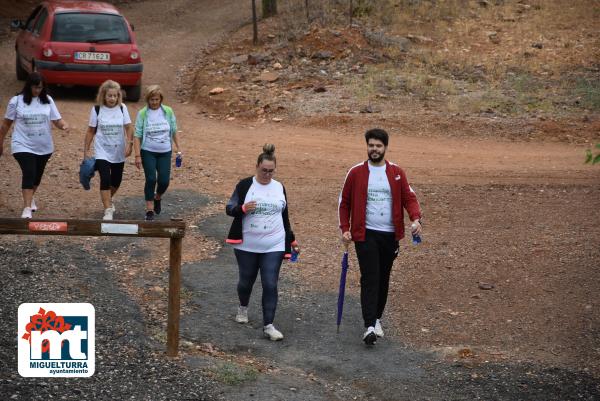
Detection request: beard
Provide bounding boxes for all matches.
[368,150,385,163]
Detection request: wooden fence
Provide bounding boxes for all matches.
[0,217,186,357]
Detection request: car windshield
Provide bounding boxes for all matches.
[51,13,131,43]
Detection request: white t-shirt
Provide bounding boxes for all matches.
[89,104,131,163]
[366,163,395,232]
[141,108,171,153]
[5,95,61,155]
[234,177,287,253]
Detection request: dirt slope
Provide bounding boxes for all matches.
[0,0,599,399]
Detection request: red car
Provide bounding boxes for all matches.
[13,0,143,101]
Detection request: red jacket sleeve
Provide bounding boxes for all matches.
[400,169,421,221]
[338,168,353,233]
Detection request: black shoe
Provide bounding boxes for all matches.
[154,198,161,215]
[363,327,377,346]
[145,210,155,221]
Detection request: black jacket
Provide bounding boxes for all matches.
[225,176,296,258]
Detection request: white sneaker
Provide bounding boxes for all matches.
[103,208,114,220]
[235,306,248,323]
[21,207,33,219]
[30,198,37,212]
[263,324,283,341]
[363,326,377,345]
[109,203,116,212]
[374,319,384,338]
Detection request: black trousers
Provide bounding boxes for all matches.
[13,152,52,189]
[355,229,399,328]
[95,159,124,190]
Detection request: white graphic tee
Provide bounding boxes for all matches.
[89,104,131,163]
[234,177,286,253]
[141,108,171,153]
[5,95,61,155]
[366,163,394,232]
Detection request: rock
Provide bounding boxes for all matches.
[487,31,500,44]
[478,283,494,290]
[339,107,351,113]
[360,105,380,113]
[273,62,283,70]
[272,117,282,122]
[407,34,434,44]
[532,42,543,49]
[478,0,490,6]
[230,55,247,64]
[247,53,263,65]
[208,87,224,95]
[313,86,327,93]
[259,71,279,82]
[312,51,334,60]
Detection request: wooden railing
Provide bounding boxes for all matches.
[0,217,186,357]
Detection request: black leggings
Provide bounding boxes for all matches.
[95,159,125,190]
[13,152,52,189]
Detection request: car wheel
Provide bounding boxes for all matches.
[16,53,27,81]
[125,83,141,102]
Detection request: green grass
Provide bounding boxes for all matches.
[209,362,258,385]
[573,77,600,111]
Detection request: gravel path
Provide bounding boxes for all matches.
[0,240,217,401]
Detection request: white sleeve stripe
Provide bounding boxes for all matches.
[338,162,364,228]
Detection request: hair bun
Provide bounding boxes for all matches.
[262,143,275,155]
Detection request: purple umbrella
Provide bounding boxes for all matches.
[336,245,349,333]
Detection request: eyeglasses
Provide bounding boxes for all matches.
[260,168,275,174]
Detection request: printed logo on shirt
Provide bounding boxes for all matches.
[18,303,95,377]
[22,114,47,126]
[99,123,123,137]
[251,200,285,216]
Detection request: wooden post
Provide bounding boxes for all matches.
[167,236,183,357]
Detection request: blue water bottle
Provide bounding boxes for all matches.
[411,223,422,245]
[175,152,182,168]
[290,249,299,262]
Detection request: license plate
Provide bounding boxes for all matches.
[74,52,110,61]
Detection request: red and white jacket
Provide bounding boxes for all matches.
[338,160,421,241]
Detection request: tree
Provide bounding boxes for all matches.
[262,0,277,18]
[252,0,258,45]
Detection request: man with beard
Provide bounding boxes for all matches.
[338,128,422,345]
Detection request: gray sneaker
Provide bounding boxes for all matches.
[263,324,283,341]
[103,208,114,220]
[363,326,377,345]
[235,306,248,323]
[374,319,384,338]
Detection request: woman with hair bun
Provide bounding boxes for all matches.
[225,144,300,341]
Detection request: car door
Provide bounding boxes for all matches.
[28,7,50,69]
[17,5,43,71]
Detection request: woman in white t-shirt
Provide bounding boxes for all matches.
[225,144,300,341]
[83,80,133,220]
[0,72,68,218]
[132,85,181,221]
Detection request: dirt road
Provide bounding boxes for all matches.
[0,1,599,400]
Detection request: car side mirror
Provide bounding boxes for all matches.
[130,23,135,31]
[11,19,24,31]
